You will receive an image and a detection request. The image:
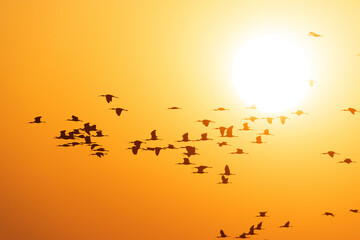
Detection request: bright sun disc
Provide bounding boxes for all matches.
[232,35,311,113]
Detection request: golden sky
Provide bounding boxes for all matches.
[1,1,360,239]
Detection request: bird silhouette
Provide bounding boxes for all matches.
[93,147,108,152]
[177,133,190,142]
[94,130,107,137]
[66,115,82,122]
[252,136,264,144]
[350,209,359,213]
[177,158,194,165]
[280,221,292,228]
[260,129,272,136]
[254,222,263,230]
[91,152,105,158]
[221,165,234,176]
[341,108,358,115]
[247,225,256,235]
[277,116,289,124]
[84,136,92,144]
[197,119,215,127]
[197,133,212,141]
[243,116,258,122]
[239,123,252,131]
[257,212,268,217]
[308,79,317,87]
[262,117,274,124]
[214,107,229,111]
[291,110,308,116]
[235,233,248,239]
[246,104,257,110]
[230,149,248,154]
[215,126,227,137]
[219,175,229,184]
[147,130,160,141]
[217,229,229,238]
[309,32,323,37]
[168,107,181,110]
[193,165,211,174]
[323,212,334,217]
[145,147,163,156]
[322,151,340,158]
[110,108,128,116]
[183,146,198,157]
[91,143,100,150]
[225,126,236,137]
[217,142,229,147]
[338,158,356,164]
[99,94,118,103]
[83,123,97,135]
[166,144,177,149]
[29,116,44,124]
[129,146,140,155]
[130,140,144,149]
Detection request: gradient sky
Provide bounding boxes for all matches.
[1,1,360,239]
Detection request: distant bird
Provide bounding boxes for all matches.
[183,146,198,157]
[225,126,236,137]
[177,133,190,142]
[177,158,194,165]
[235,233,248,239]
[94,147,108,152]
[309,32,323,37]
[72,129,81,134]
[254,222,263,230]
[252,136,264,144]
[323,212,334,217]
[110,108,127,116]
[217,142,229,147]
[341,108,358,115]
[215,127,227,137]
[239,123,252,131]
[66,115,82,122]
[308,79,317,87]
[99,94,118,103]
[84,136,92,144]
[29,116,44,124]
[94,130,107,137]
[291,110,308,116]
[339,158,356,164]
[230,149,248,154]
[193,165,211,174]
[129,146,140,155]
[130,140,144,149]
[350,209,359,213]
[322,151,340,158]
[197,133,212,141]
[260,129,272,136]
[246,104,257,110]
[247,225,256,235]
[57,143,71,147]
[262,117,274,124]
[219,175,229,184]
[280,221,292,228]
[257,212,268,217]
[91,143,100,150]
[83,123,97,135]
[221,165,234,176]
[55,130,67,139]
[214,107,229,111]
[197,119,215,127]
[168,107,181,110]
[243,116,258,122]
[217,229,229,238]
[166,144,177,149]
[147,130,160,141]
[145,147,163,156]
[277,116,289,125]
[91,152,105,158]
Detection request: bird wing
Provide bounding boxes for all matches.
[224,165,230,175]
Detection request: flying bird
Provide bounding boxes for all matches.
[239,123,252,131]
[309,32,323,37]
[109,108,128,116]
[166,144,177,149]
[66,115,82,122]
[243,116,258,122]
[260,129,272,136]
[215,127,227,137]
[257,212,268,217]
[29,116,44,124]
[99,94,118,103]
[235,233,248,239]
[350,209,359,213]
[214,107,229,111]
[83,123,97,135]
[221,165,234,176]
[339,158,356,164]
[217,142,229,147]
[254,222,263,230]
[280,221,292,228]
[308,79,317,87]
[197,133,212,141]
[262,117,274,124]
[247,225,256,235]
[177,158,194,165]
[197,119,215,127]
[246,104,256,110]
[94,130,107,137]
[193,165,211,174]
[147,130,160,141]
[168,107,181,110]
[91,152,105,158]
[323,212,334,217]
[341,108,358,115]
[219,175,229,184]
[225,126,236,137]
[183,146,198,157]
[291,110,308,116]
[230,149,248,154]
[217,229,229,238]
[252,136,264,144]
[277,116,289,124]
[322,151,340,158]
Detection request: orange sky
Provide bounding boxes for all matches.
[1,1,360,239]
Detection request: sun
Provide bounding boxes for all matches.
[232,35,312,113]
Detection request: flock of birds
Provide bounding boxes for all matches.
[27,32,360,239]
